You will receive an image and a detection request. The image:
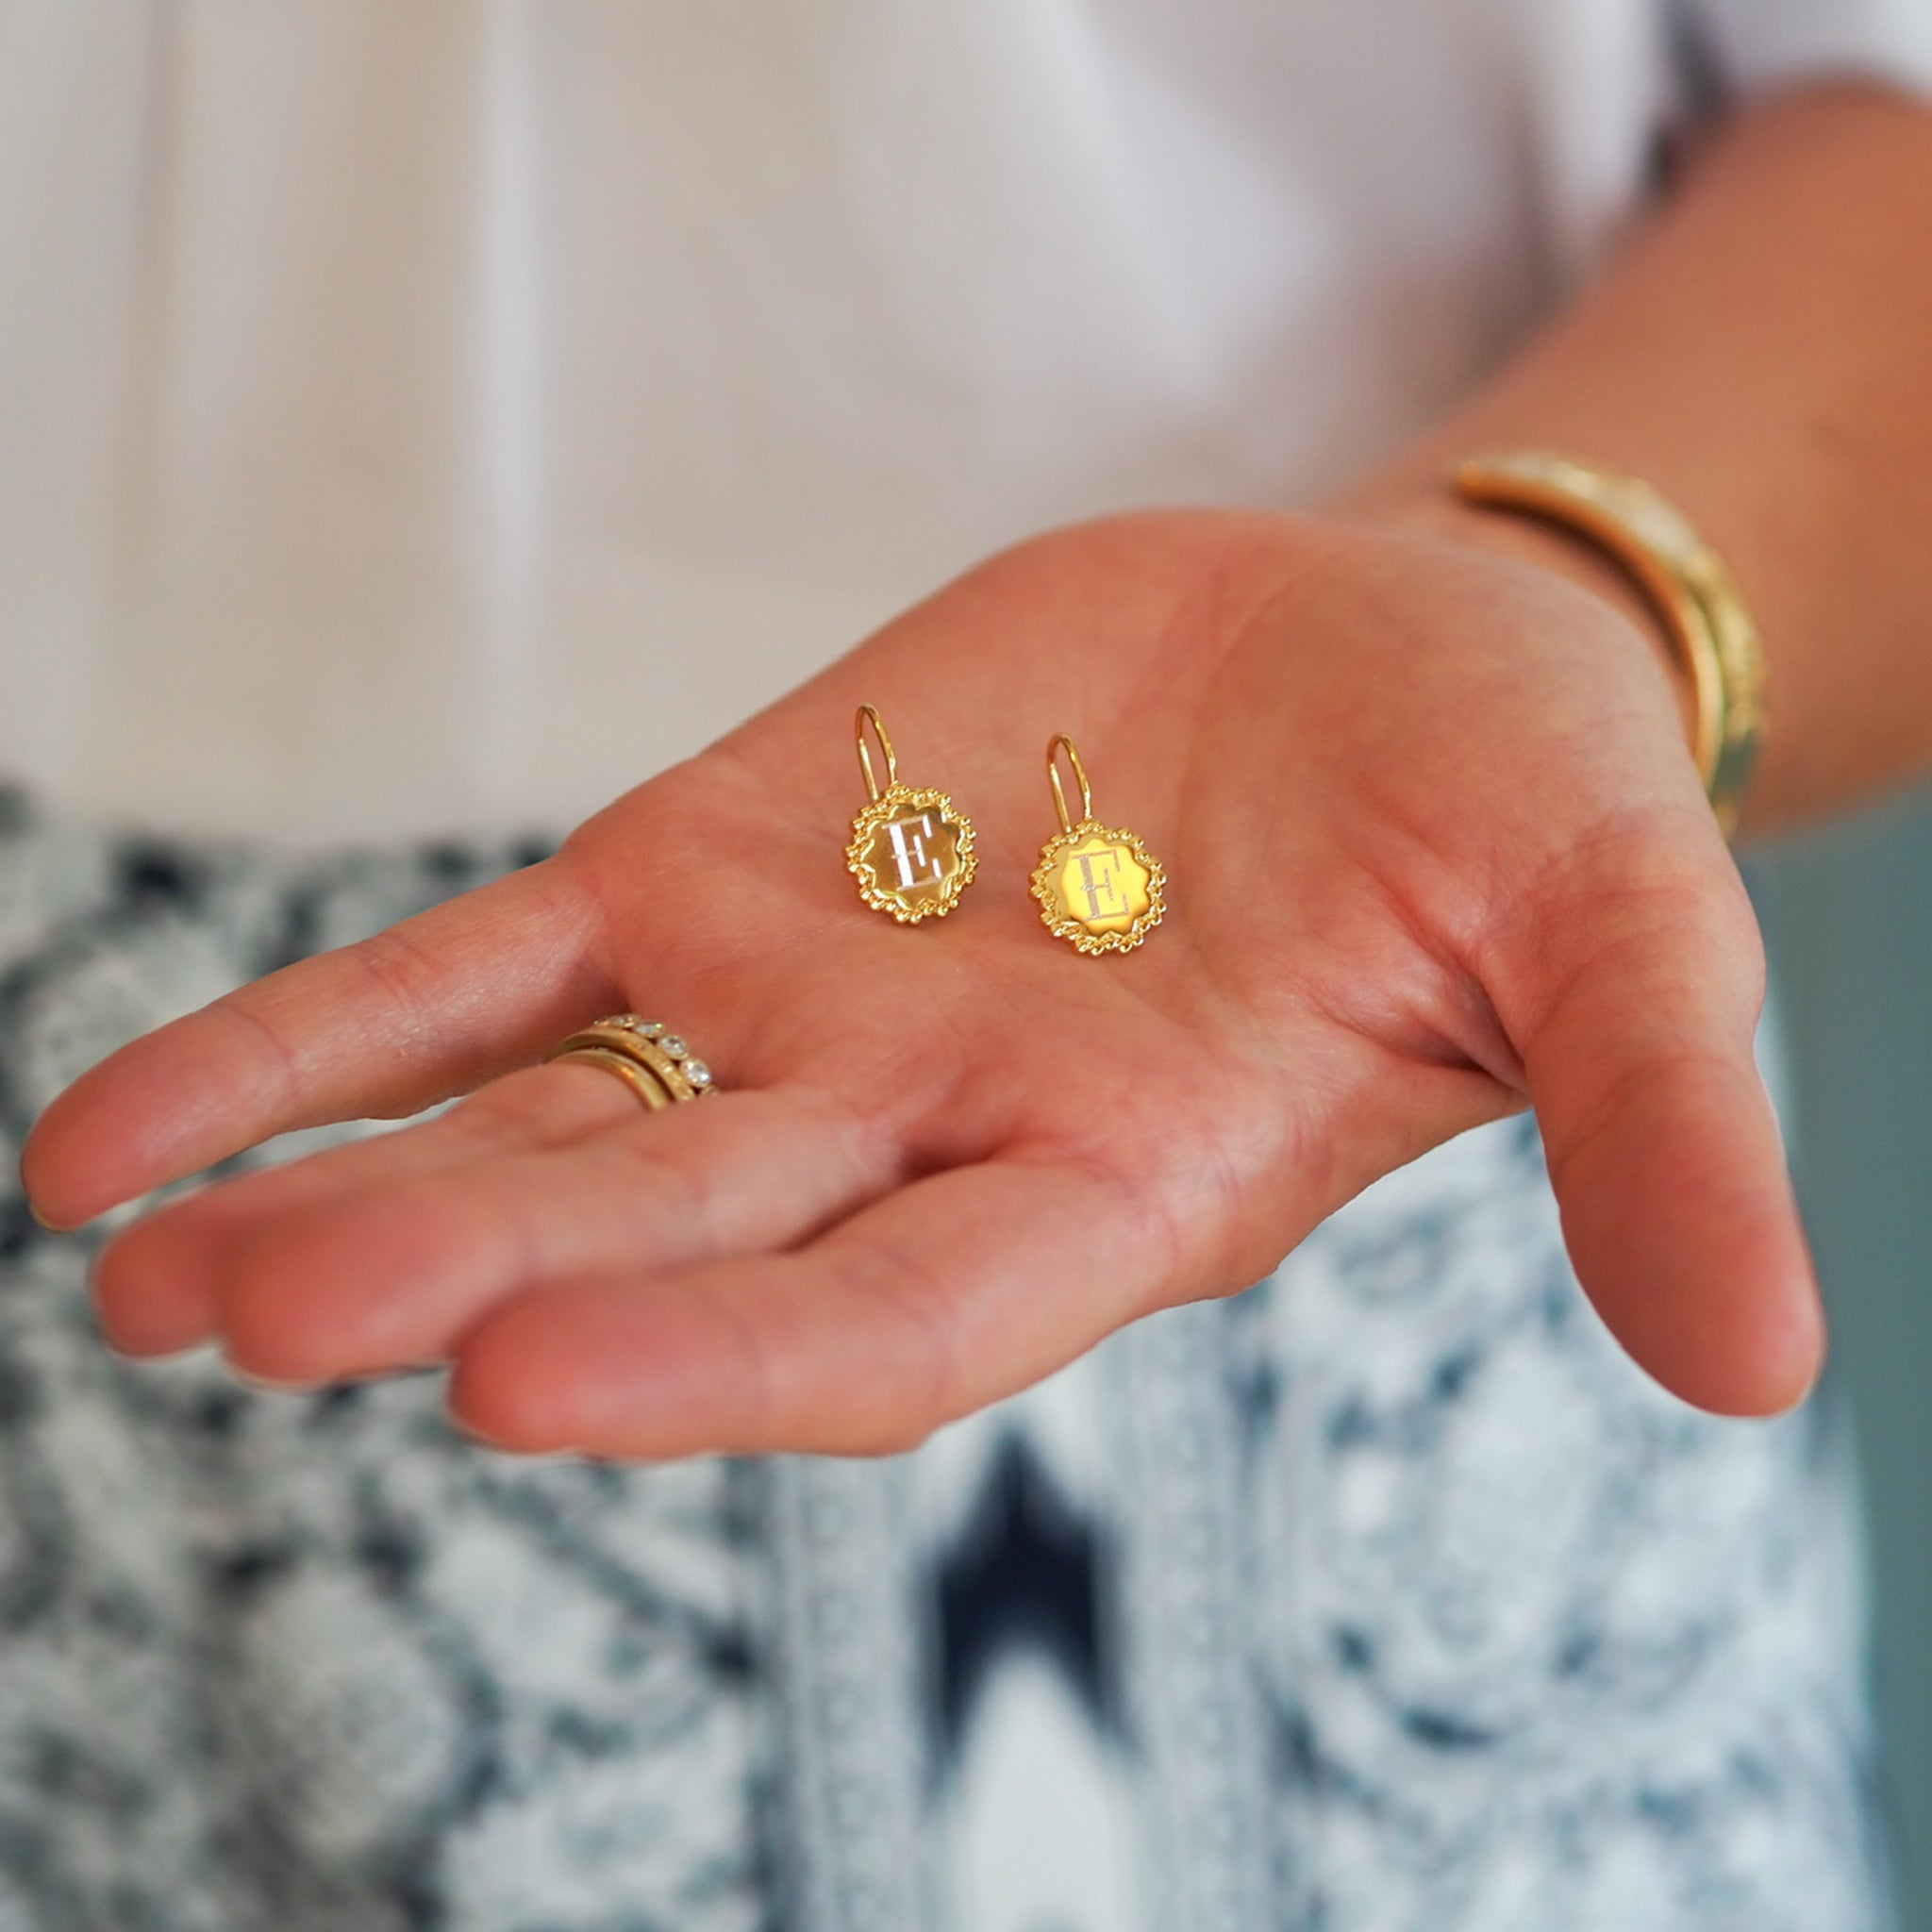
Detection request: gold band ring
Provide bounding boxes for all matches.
[549,1044,675,1110]
[542,1014,718,1110]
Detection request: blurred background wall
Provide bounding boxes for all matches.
[1754,790,1932,1932]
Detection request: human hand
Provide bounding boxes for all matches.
[21,507,1823,1453]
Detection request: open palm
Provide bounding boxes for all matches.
[23,508,1822,1454]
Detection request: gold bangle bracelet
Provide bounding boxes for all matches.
[1453,451,1768,837]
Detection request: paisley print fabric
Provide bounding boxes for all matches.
[0,792,1894,1930]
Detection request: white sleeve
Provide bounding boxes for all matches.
[1687,0,1932,100]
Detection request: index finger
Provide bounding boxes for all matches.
[20,854,618,1229]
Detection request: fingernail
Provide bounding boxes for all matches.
[442,1391,576,1460]
[443,1395,512,1450]
[228,1364,324,1396]
[1775,1349,1826,1416]
[25,1196,73,1234]
[93,1322,209,1365]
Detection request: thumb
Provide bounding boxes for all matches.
[1489,824,1824,1417]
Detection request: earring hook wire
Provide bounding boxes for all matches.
[856,704,898,803]
[1046,733,1092,835]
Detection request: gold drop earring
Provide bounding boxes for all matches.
[1030,734,1166,955]
[844,704,978,923]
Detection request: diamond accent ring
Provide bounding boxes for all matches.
[543,1014,719,1108]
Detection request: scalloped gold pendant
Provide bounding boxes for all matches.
[1030,735,1166,955]
[845,705,978,924]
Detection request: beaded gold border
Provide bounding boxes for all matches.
[845,785,978,924]
[1029,819,1167,956]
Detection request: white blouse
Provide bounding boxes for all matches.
[0,0,1928,846]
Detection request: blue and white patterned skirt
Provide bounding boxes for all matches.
[0,791,1894,1931]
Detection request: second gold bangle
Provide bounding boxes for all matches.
[1453,451,1768,837]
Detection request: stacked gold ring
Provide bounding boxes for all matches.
[544,1015,718,1109]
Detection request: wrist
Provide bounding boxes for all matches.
[1324,478,1702,752]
